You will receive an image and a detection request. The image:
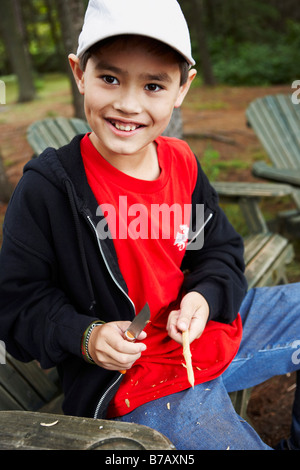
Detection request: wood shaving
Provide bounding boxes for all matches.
[125,398,130,408]
[167,402,170,410]
[40,420,59,427]
[182,330,195,389]
[287,383,296,392]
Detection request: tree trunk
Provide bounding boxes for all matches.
[192,0,216,85]
[55,0,86,120]
[163,108,183,139]
[0,153,13,203]
[44,0,66,73]
[0,0,35,102]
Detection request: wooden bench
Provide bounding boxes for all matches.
[245,93,300,235]
[0,115,288,445]
[0,410,174,450]
[0,355,174,450]
[0,352,62,414]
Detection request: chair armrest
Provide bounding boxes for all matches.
[252,162,300,187]
[212,181,294,234]
[212,181,293,200]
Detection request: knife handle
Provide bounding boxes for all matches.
[119,330,137,373]
[124,330,135,341]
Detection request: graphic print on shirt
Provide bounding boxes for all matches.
[174,224,189,251]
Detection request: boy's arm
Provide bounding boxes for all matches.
[0,227,97,368]
[0,175,99,369]
[181,158,248,326]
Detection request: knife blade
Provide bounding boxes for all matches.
[124,302,150,341]
[120,302,150,375]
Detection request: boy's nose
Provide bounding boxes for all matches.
[113,89,143,115]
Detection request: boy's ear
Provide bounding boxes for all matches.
[174,68,197,108]
[68,53,85,95]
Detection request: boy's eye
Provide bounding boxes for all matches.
[145,83,162,92]
[102,75,119,85]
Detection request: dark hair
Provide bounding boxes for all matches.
[79,34,189,86]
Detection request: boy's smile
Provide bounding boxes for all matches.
[69,37,195,178]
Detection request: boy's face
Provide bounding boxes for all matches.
[69,38,196,164]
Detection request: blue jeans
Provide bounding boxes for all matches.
[113,283,300,450]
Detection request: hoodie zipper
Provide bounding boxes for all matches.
[86,214,135,419]
[93,373,123,419]
[86,214,136,315]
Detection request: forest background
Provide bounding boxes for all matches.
[0,0,300,448]
[1,0,300,105]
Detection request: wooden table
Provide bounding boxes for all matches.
[0,411,175,450]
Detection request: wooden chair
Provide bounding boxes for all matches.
[27,116,91,157]
[245,93,300,234]
[0,353,62,413]
[0,353,174,450]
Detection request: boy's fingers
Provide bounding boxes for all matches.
[90,322,147,369]
[167,293,210,345]
[176,299,198,332]
[177,292,210,332]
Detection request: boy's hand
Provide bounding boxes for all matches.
[167,292,209,345]
[88,321,147,371]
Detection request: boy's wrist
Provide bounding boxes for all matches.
[81,320,105,364]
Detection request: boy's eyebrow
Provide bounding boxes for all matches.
[94,61,173,83]
[140,72,172,83]
[94,61,124,75]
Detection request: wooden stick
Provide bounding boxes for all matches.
[182,330,194,389]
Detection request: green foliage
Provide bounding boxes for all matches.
[1,0,299,84]
[199,146,249,182]
[182,0,300,86]
[199,146,221,182]
[211,33,300,85]
[220,203,250,238]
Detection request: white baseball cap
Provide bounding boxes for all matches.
[77,0,195,66]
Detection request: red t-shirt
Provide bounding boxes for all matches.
[81,134,242,417]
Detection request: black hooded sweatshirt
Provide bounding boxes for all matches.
[0,135,247,418]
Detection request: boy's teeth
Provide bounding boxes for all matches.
[114,122,137,131]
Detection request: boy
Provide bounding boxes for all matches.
[0,0,299,450]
